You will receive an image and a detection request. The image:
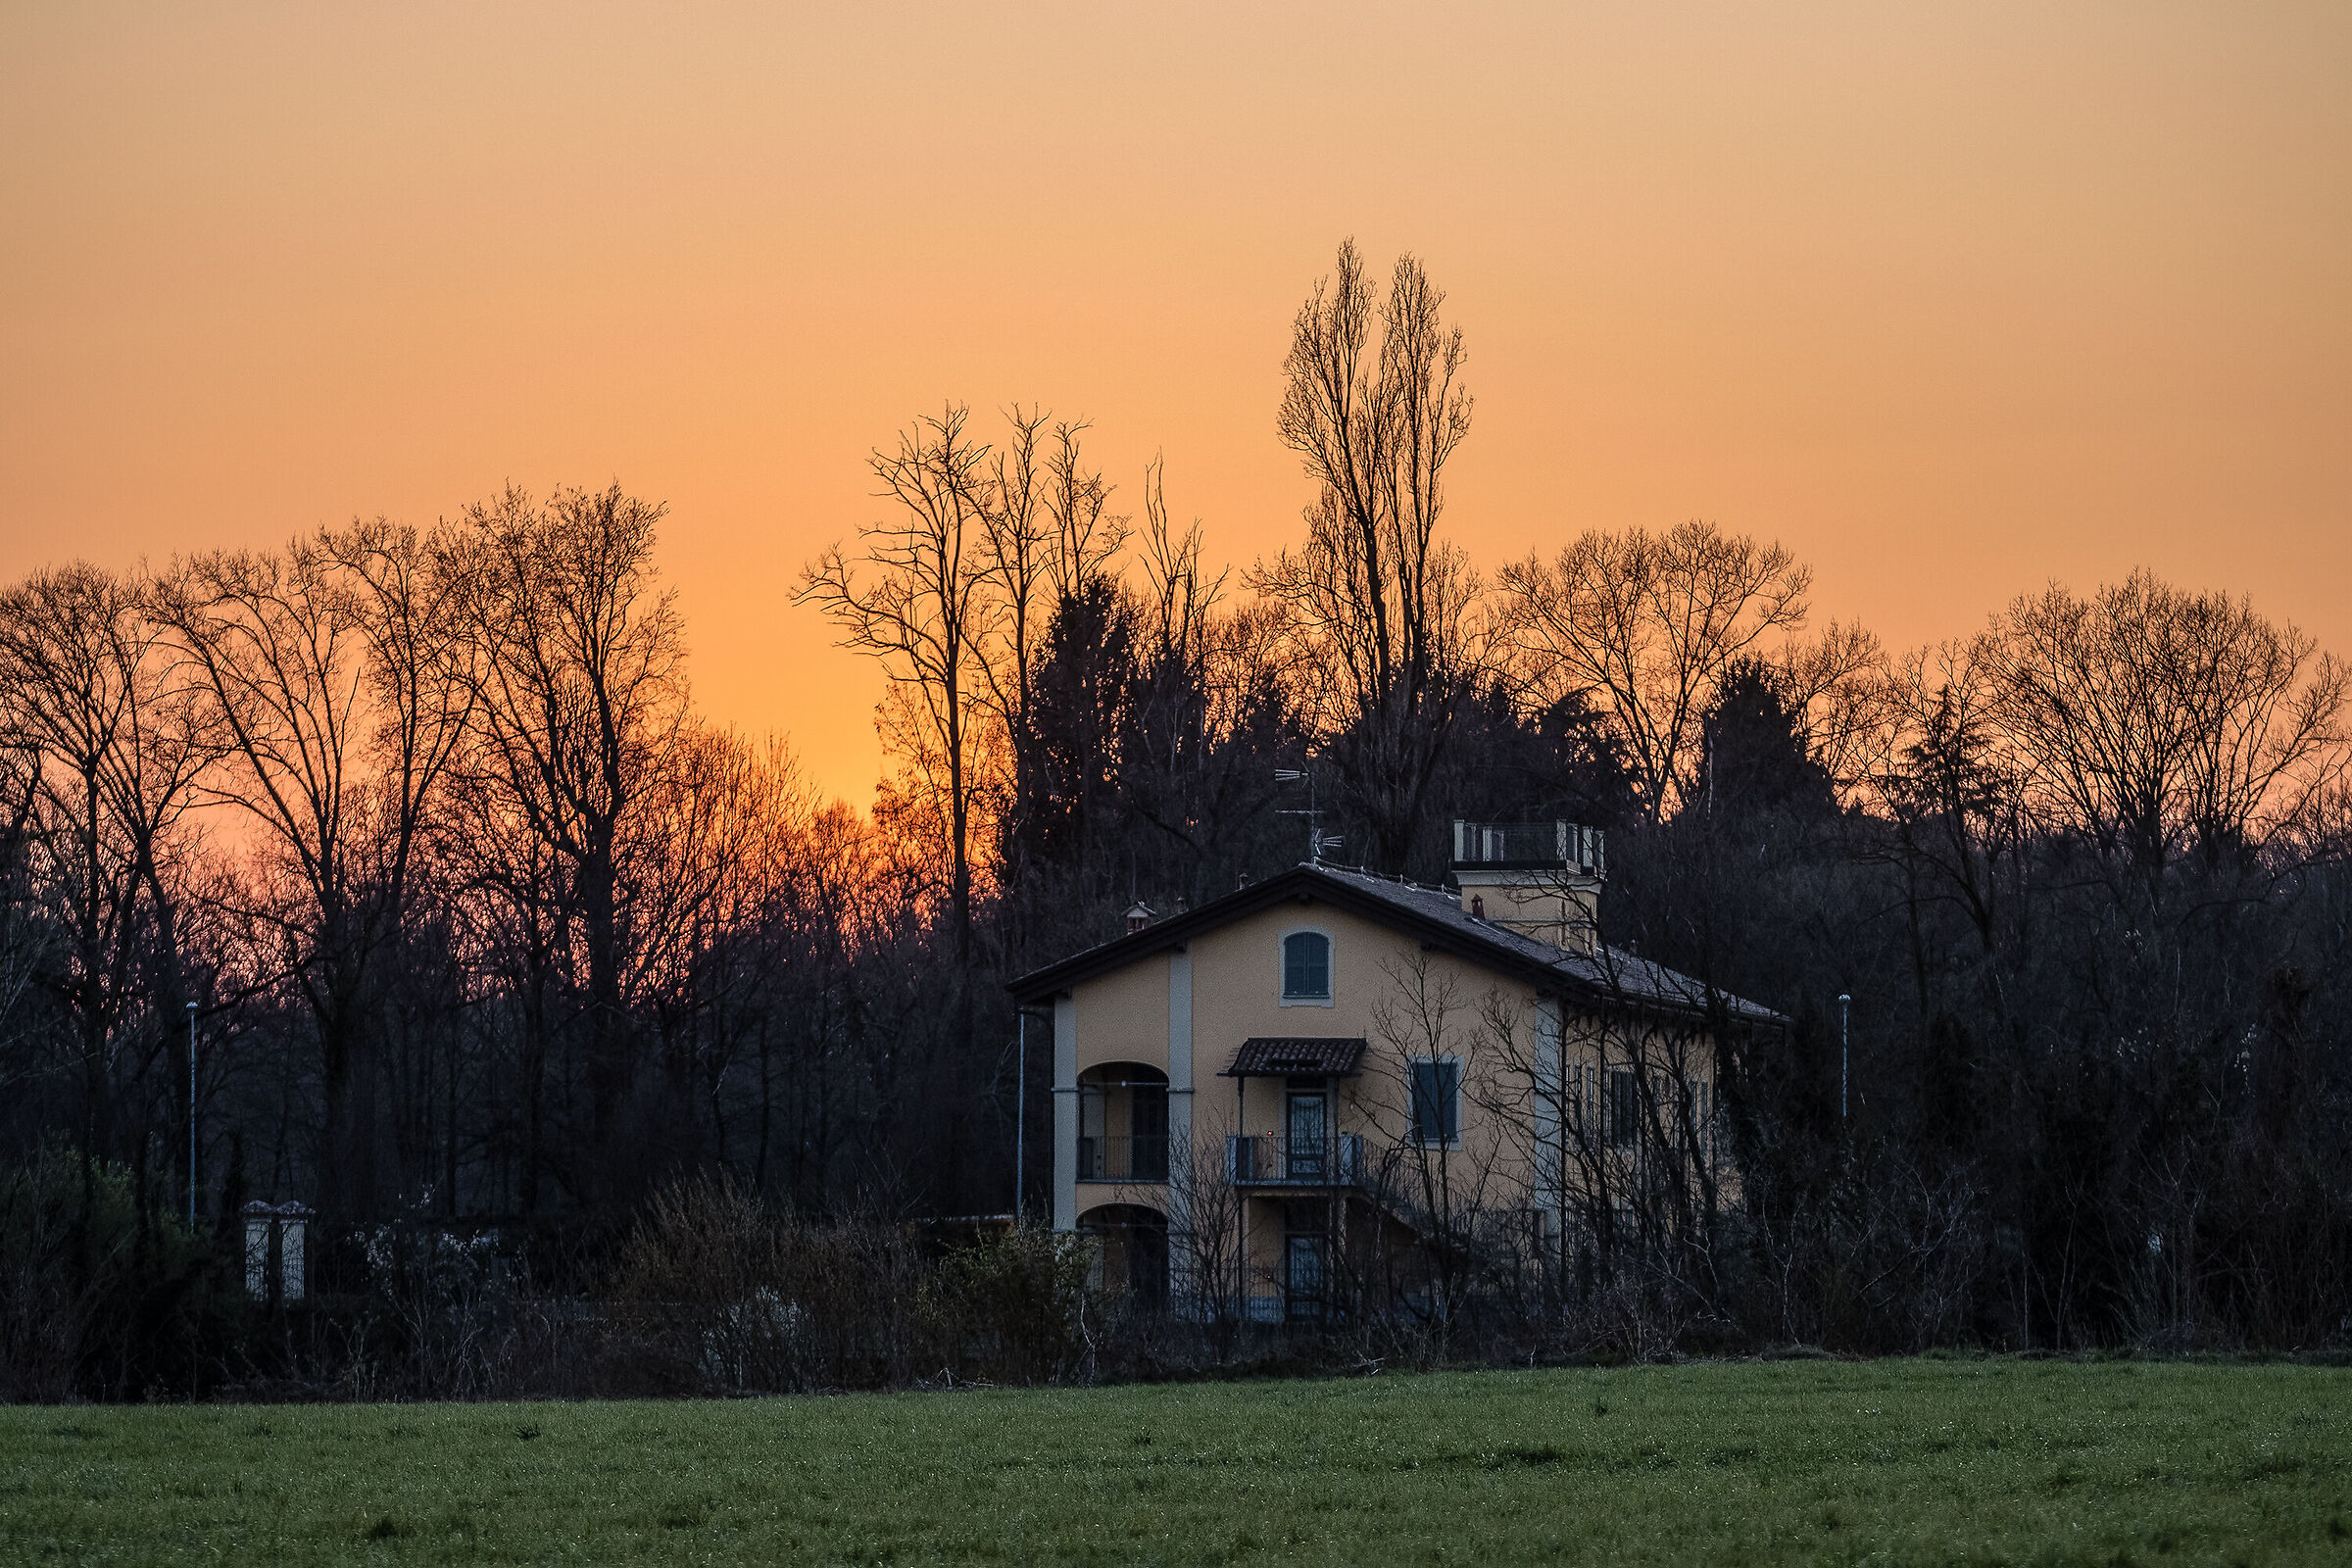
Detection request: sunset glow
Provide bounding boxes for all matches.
[5,2,2347,807]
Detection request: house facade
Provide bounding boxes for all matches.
[1007,822,1781,1320]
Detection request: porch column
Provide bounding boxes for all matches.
[1535,996,1566,1244]
[1052,993,1079,1231]
[1165,948,1195,1295]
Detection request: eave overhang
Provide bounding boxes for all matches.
[1005,863,1782,1028]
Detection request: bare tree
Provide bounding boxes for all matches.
[0,564,211,1209]
[1112,458,1238,879]
[970,408,1054,754]
[1138,456,1225,666]
[1042,417,1130,605]
[1253,240,1483,870]
[799,408,996,974]
[0,748,41,1070]
[633,727,814,1174]
[324,517,478,907]
[1871,641,2024,956]
[1500,519,1812,821]
[449,484,690,1201]
[1780,619,1895,800]
[153,521,471,1219]
[1975,568,2346,881]
[979,415,1133,920]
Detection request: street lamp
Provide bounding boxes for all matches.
[185,1001,199,1229]
[1014,1008,1026,1225]
[1838,993,1851,1123]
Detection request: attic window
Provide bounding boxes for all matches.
[1282,931,1332,1002]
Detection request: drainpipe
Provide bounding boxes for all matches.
[1015,1008,1027,1223]
[1236,1070,1247,1317]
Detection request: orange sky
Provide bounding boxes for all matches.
[5,3,2347,807]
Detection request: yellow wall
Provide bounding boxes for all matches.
[1072,955,1169,1079]
[1056,888,1725,1232]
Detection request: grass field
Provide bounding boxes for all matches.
[1,1359,2346,1565]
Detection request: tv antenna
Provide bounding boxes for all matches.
[1274,769,1341,866]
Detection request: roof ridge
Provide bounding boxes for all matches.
[1007,859,1784,1023]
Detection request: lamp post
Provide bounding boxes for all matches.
[185,1001,198,1229]
[1014,1009,1027,1224]
[1838,993,1851,1123]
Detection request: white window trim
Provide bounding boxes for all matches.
[1605,1065,1642,1151]
[1409,1053,1464,1149]
[1277,925,1336,1006]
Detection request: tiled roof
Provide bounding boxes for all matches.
[1311,866,1784,1024]
[1221,1037,1368,1077]
[1007,862,1783,1026]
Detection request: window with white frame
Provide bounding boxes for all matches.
[1410,1056,1460,1147]
[1281,930,1332,1003]
[1607,1067,1642,1149]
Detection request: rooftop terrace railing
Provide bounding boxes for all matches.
[1450,819,1604,875]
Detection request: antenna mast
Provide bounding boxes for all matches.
[1273,769,1340,866]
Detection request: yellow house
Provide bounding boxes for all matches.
[1007,821,1781,1321]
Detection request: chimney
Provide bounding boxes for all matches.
[1450,819,1604,955]
[1124,902,1155,936]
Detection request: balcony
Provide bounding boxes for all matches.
[1076,1134,1168,1183]
[1225,1133,1364,1187]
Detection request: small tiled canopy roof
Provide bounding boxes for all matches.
[1221,1037,1366,1077]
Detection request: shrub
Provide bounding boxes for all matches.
[922,1227,1099,1385]
[0,1146,212,1401]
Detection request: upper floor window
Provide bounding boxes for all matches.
[1281,930,1332,1002]
[1411,1057,1461,1147]
[1607,1067,1642,1149]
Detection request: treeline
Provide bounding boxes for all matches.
[3,240,2348,1399]
[0,492,961,1233]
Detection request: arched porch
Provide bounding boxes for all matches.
[1077,1201,1169,1306]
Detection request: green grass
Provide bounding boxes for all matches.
[1,1360,2346,1565]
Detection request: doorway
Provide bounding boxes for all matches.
[1285,1078,1328,1179]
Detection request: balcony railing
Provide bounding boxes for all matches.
[1076,1134,1169,1183]
[1224,1133,1364,1187]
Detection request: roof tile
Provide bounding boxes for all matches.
[1221,1038,1367,1077]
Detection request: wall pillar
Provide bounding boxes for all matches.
[1165,948,1195,1297]
[1534,996,1566,1249]
[1052,993,1079,1232]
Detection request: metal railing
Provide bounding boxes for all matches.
[1236,1264,1336,1322]
[1224,1133,1364,1187]
[1450,818,1603,874]
[1076,1134,1169,1182]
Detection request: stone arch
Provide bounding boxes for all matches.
[1077,1201,1169,1305]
